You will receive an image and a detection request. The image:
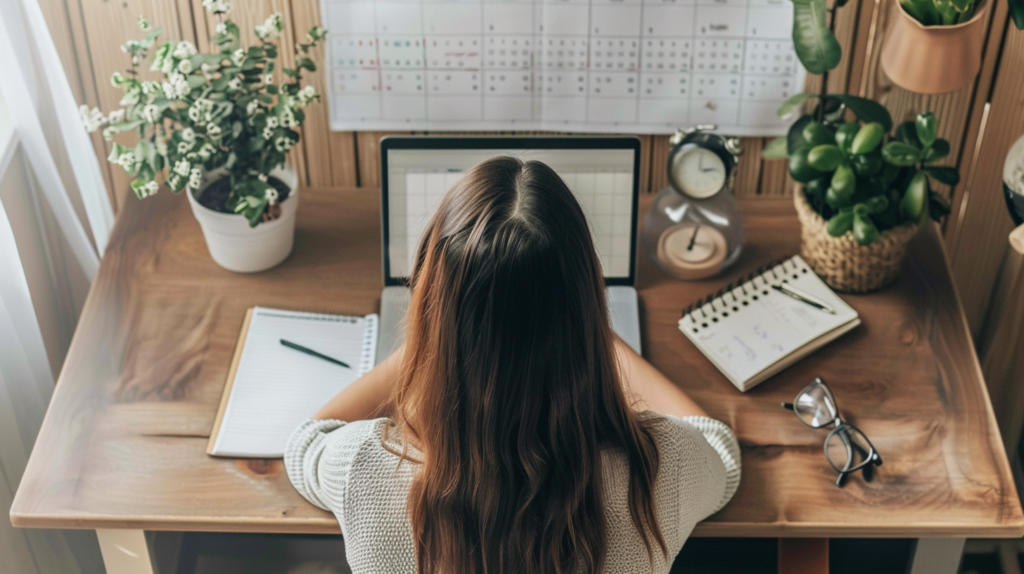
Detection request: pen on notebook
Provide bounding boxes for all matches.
[771,284,836,314]
[280,339,351,368]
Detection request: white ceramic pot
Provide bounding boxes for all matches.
[186,165,299,273]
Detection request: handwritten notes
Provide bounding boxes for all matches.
[680,256,861,391]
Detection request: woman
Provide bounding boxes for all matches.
[285,157,740,574]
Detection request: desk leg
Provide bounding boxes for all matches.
[908,538,965,574]
[778,538,829,574]
[97,529,156,574]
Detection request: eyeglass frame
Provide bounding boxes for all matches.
[781,377,883,487]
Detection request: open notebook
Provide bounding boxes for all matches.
[678,256,860,392]
[208,307,379,458]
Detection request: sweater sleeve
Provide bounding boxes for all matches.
[284,418,349,511]
[673,415,742,517]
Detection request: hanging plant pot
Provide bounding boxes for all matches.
[186,165,299,273]
[794,187,919,293]
[880,0,988,94]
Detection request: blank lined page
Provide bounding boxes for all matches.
[210,307,378,458]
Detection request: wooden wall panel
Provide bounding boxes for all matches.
[290,2,358,187]
[948,4,1011,248]
[948,26,1024,337]
[37,0,121,212]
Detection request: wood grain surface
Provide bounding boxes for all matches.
[9,187,1023,538]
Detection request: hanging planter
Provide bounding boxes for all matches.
[880,0,989,94]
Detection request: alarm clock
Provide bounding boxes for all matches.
[642,125,745,280]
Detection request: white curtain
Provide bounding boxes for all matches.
[0,0,115,572]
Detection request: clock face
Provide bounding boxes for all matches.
[671,147,727,199]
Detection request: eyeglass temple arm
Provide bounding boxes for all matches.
[781,402,795,410]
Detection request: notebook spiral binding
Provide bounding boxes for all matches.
[681,257,792,319]
[359,314,380,375]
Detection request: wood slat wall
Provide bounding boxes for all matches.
[38,0,1024,445]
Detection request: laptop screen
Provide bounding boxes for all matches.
[381,137,639,286]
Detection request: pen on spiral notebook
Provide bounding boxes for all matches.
[771,284,836,314]
[280,339,351,368]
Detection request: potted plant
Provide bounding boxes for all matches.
[786,0,1022,94]
[879,0,993,94]
[81,0,326,273]
[764,96,959,292]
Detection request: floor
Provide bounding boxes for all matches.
[173,533,928,574]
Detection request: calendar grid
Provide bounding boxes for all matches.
[323,0,805,135]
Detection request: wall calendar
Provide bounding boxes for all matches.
[319,0,805,135]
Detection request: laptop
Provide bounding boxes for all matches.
[376,136,643,365]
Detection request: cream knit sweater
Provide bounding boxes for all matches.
[285,412,740,574]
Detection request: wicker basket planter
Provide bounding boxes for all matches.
[794,187,919,293]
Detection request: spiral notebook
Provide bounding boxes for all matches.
[678,256,860,392]
[208,306,379,458]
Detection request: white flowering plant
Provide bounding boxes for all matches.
[82,1,326,226]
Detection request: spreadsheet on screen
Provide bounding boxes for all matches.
[385,148,635,280]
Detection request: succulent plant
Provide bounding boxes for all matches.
[764,95,957,245]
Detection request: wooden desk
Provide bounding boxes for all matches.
[11,187,1023,574]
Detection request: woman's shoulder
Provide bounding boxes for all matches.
[635,411,707,443]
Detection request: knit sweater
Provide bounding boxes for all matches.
[285,412,741,574]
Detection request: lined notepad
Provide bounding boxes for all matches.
[208,307,379,458]
[678,256,860,392]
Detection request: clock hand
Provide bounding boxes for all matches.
[687,223,701,251]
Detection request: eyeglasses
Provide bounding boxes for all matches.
[781,377,882,487]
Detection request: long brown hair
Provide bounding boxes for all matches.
[391,156,664,574]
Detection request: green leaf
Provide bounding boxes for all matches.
[866,195,889,214]
[831,164,857,197]
[777,93,815,119]
[827,211,855,236]
[851,152,883,177]
[834,122,860,154]
[828,95,893,132]
[923,139,950,163]
[901,0,941,25]
[924,166,960,185]
[851,122,885,154]
[853,214,880,245]
[802,122,835,147]
[805,176,830,196]
[807,144,844,171]
[763,137,789,159]
[915,113,938,148]
[827,183,855,207]
[791,0,843,74]
[1011,0,1024,29]
[787,115,814,155]
[895,121,922,148]
[107,142,131,162]
[901,171,929,221]
[882,142,921,166]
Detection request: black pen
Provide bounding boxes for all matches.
[280,339,351,368]
[771,284,836,314]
